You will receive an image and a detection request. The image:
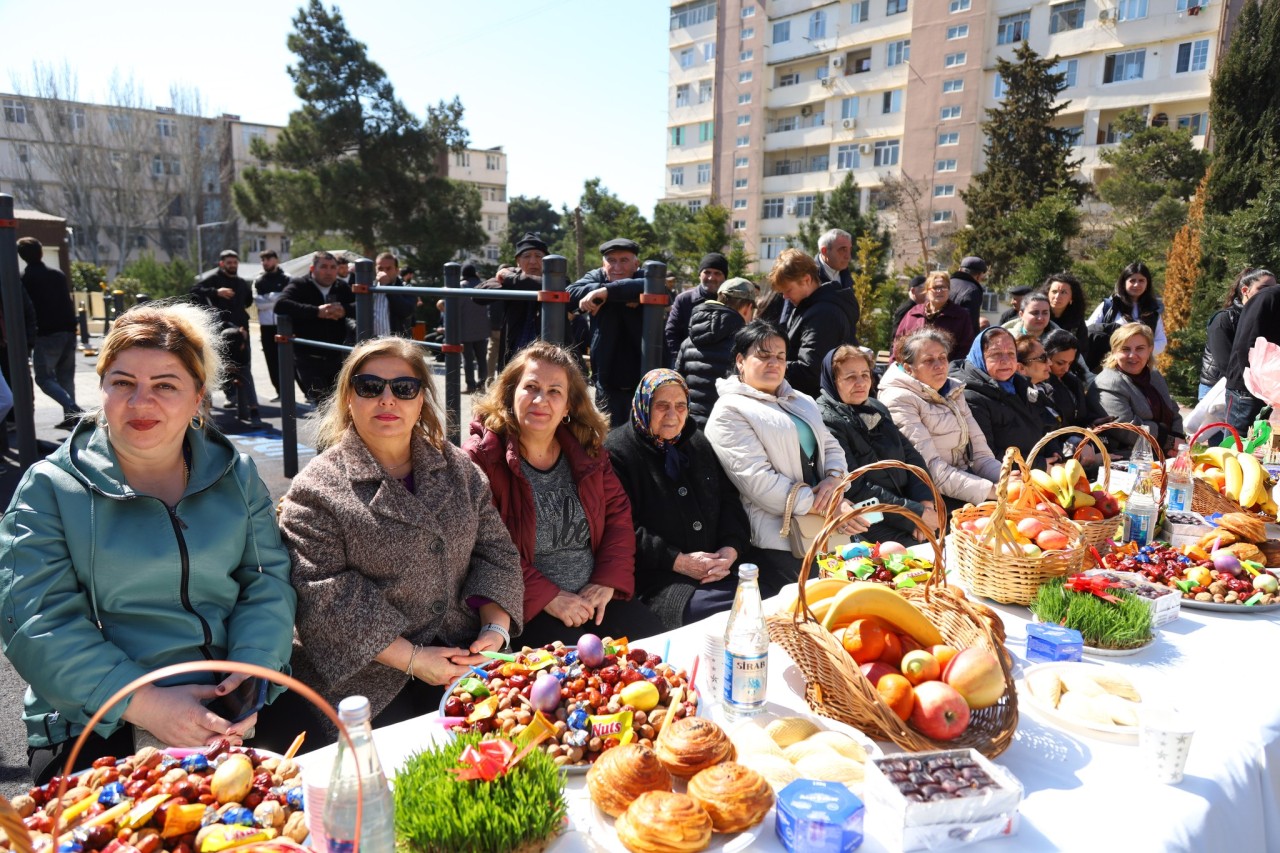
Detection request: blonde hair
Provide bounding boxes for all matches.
[1102,323,1156,371]
[473,341,610,457]
[925,270,951,289]
[96,301,224,422]
[313,336,444,451]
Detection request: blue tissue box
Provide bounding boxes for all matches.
[1025,622,1083,663]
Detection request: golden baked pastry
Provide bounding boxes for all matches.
[655,717,735,779]
[587,743,673,818]
[1223,542,1264,564]
[687,762,774,833]
[615,791,713,853]
[1218,512,1266,544]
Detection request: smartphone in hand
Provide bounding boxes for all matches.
[206,677,267,724]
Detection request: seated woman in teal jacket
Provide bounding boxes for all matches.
[0,303,296,783]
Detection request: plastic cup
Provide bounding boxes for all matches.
[1140,709,1195,784]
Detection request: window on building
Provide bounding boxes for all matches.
[487,216,501,233]
[738,71,753,83]
[779,72,800,87]
[1063,125,1084,144]
[882,90,903,114]
[837,144,860,169]
[741,27,755,39]
[794,195,816,217]
[841,97,860,120]
[738,92,752,104]
[934,184,957,197]
[773,21,791,43]
[993,73,1006,99]
[671,126,686,146]
[1051,58,1079,88]
[845,48,873,74]
[698,80,713,103]
[887,0,908,15]
[734,177,748,189]
[109,113,133,133]
[679,48,694,68]
[485,246,500,262]
[740,49,754,61]
[241,126,265,148]
[203,164,220,192]
[698,163,712,183]
[947,24,969,39]
[704,42,716,61]
[15,143,29,163]
[736,135,750,147]
[886,39,910,66]
[1103,49,1146,83]
[761,237,787,260]
[942,78,964,93]
[742,5,755,16]
[939,131,960,145]
[2,98,27,124]
[932,210,954,223]
[735,156,749,167]
[869,189,889,210]
[762,197,785,218]
[737,114,751,125]
[157,117,176,137]
[940,105,962,120]
[810,153,829,170]
[1115,0,1148,21]
[949,0,971,11]
[945,52,967,67]
[874,139,900,167]
[733,219,747,229]
[454,150,470,167]
[486,153,501,169]
[1175,0,1201,8]
[670,0,716,29]
[1050,0,1085,33]
[936,159,958,172]
[733,199,748,209]
[809,10,827,38]
[152,156,181,176]
[688,200,703,212]
[774,116,798,132]
[59,107,86,130]
[1177,112,1207,136]
[699,120,714,141]
[1176,39,1210,72]
[670,167,685,186]
[997,11,1030,44]
[851,0,870,22]
[676,84,691,107]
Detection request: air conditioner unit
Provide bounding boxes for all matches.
[859,143,873,155]
[832,56,845,68]
[1098,8,1110,20]
[801,105,813,116]
[842,118,856,129]
[820,77,834,88]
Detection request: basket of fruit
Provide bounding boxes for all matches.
[1025,426,1123,561]
[1090,421,1168,504]
[1171,422,1278,521]
[767,462,1019,758]
[951,448,1086,606]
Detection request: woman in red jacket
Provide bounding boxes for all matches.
[465,341,658,647]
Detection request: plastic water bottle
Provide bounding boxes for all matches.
[1165,442,1193,512]
[1128,438,1154,480]
[723,564,769,721]
[1123,474,1159,547]
[323,696,396,853]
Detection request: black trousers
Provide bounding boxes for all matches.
[296,354,344,404]
[462,340,487,390]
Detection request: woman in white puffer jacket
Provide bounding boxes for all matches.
[705,321,868,595]
[879,327,1002,512]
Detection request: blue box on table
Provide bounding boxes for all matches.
[1025,622,1084,663]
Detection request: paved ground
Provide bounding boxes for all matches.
[0,325,477,798]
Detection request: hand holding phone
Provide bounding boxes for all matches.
[851,497,884,525]
[206,676,267,724]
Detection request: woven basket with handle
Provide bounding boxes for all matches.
[1026,425,1122,563]
[766,461,1018,758]
[1164,422,1275,521]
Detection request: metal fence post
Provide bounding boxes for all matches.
[640,260,669,374]
[78,300,90,348]
[352,257,374,343]
[540,255,568,346]
[276,314,299,478]
[0,194,38,467]
[442,262,462,446]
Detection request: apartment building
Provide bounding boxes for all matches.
[665,0,1233,272]
[447,145,509,264]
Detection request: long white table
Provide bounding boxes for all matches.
[299,585,1280,852]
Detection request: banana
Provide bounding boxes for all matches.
[775,578,850,616]
[1064,458,1088,493]
[1236,451,1266,508]
[1072,490,1096,508]
[1051,465,1075,506]
[819,582,945,647]
[1224,453,1244,502]
[1030,469,1061,504]
[1202,446,1232,470]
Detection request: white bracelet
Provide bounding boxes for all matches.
[406,644,421,680]
[482,623,511,648]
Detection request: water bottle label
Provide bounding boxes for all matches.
[1168,486,1190,512]
[327,840,355,853]
[1124,511,1154,546]
[723,651,768,710]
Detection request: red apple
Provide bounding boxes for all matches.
[909,681,971,740]
[941,648,1005,709]
[860,662,897,687]
[1035,501,1067,518]
[1092,490,1120,519]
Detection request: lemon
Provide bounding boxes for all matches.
[620,680,660,711]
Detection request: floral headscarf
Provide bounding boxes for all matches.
[630,369,690,480]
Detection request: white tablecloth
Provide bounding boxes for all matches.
[299,586,1280,852]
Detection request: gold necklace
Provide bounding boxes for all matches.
[384,458,412,474]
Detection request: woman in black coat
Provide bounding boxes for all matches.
[950,327,1050,466]
[1043,330,1111,431]
[606,369,751,630]
[817,346,939,542]
[1198,267,1276,398]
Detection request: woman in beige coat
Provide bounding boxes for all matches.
[261,337,523,747]
[880,328,1002,512]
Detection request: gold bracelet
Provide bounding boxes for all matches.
[406,644,421,681]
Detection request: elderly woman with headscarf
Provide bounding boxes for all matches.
[949,326,1049,465]
[605,369,751,630]
[817,346,938,543]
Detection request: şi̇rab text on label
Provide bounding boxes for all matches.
[723,651,768,711]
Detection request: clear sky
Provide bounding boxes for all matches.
[0,0,671,215]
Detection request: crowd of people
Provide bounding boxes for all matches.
[1,227,1276,784]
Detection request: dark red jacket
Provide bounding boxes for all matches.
[464,421,636,623]
[894,301,976,361]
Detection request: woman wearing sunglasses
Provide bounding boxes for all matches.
[271,337,523,743]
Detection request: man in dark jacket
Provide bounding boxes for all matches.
[568,237,648,426]
[675,277,758,426]
[779,229,861,338]
[253,249,290,401]
[192,249,258,417]
[480,232,547,365]
[457,263,492,392]
[949,256,989,334]
[664,252,727,366]
[998,285,1032,325]
[769,248,858,398]
[891,275,927,333]
[373,252,418,337]
[1225,281,1280,438]
[17,238,81,427]
[275,251,355,404]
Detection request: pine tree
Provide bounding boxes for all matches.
[960,41,1085,287]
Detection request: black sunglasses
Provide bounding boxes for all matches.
[351,374,423,399]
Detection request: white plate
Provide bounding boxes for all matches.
[1018,662,1147,740]
[1082,636,1156,657]
[1179,597,1280,613]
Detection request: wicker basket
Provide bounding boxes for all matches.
[951,447,1086,605]
[1173,422,1276,521]
[1092,422,1168,505]
[1026,426,1122,563]
[766,463,1019,758]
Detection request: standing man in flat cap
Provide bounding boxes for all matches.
[480,232,548,368]
[998,285,1032,325]
[192,249,259,419]
[664,252,727,367]
[950,256,989,334]
[568,237,647,427]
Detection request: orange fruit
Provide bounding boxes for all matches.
[931,644,960,671]
[878,632,905,667]
[877,673,915,721]
[841,619,888,665]
[1072,506,1105,522]
[900,649,940,685]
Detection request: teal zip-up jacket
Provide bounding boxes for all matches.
[0,420,296,748]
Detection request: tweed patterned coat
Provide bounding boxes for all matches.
[279,428,523,719]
